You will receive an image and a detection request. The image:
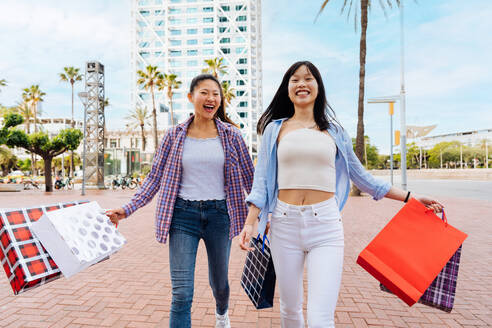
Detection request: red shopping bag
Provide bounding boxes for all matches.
[356,198,467,307]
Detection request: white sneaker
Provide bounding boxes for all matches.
[215,310,231,328]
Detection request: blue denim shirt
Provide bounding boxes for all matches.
[245,118,391,236]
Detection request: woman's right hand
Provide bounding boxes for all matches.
[238,224,255,251]
[105,208,127,225]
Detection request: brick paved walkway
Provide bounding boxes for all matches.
[0,190,490,327]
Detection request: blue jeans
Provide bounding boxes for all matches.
[169,197,231,328]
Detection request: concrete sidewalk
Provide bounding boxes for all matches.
[0,190,490,327]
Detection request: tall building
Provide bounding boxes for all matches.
[131,0,262,155]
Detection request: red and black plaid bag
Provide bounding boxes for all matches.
[0,201,88,295]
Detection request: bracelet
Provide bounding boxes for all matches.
[404,191,411,203]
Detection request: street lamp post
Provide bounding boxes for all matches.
[399,1,408,190]
[77,92,88,196]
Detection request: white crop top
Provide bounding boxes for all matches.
[277,128,337,192]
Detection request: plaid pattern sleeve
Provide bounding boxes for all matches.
[122,129,174,217]
[234,130,254,194]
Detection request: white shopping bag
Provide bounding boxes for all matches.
[31,201,126,278]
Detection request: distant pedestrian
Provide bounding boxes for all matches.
[107,74,254,328]
[238,61,443,328]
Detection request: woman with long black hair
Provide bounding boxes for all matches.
[239,61,443,327]
[107,74,254,328]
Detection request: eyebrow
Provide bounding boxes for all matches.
[199,88,220,92]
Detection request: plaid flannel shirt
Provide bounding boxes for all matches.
[122,116,254,243]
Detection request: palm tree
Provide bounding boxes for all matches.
[126,106,151,151]
[202,57,228,78]
[15,101,34,133]
[60,67,83,178]
[22,85,45,176]
[0,146,17,176]
[221,81,236,111]
[22,85,45,133]
[317,0,400,195]
[137,65,163,152]
[59,67,83,128]
[0,79,7,93]
[158,73,182,126]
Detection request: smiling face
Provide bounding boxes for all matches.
[287,65,319,108]
[188,79,222,120]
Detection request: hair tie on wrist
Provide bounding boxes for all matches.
[404,191,411,203]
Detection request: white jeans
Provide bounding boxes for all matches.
[270,197,344,328]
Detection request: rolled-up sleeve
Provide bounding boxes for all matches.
[343,131,391,200]
[122,129,174,217]
[245,124,272,210]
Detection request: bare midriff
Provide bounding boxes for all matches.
[278,189,335,206]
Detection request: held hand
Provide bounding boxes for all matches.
[105,208,127,225]
[264,222,270,235]
[238,224,255,251]
[415,195,444,213]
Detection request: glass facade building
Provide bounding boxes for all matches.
[131,0,262,155]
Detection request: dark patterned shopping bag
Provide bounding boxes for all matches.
[240,235,276,309]
[0,201,88,295]
[381,245,462,312]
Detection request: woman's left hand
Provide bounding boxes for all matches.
[414,195,444,213]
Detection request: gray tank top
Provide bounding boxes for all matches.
[178,136,226,201]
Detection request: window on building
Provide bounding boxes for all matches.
[235,37,245,43]
[239,101,248,107]
[237,58,247,64]
[170,50,182,56]
[187,60,198,66]
[239,112,247,118]
[169,8,181,14]
[221,5,230,11]
[156,30,165,36]
[239,69,247,74]
[154,9,164,15]
[237,80,245,86]
[203,48,214,55]
[236,90,245,96]
[170,29,181,35]
[187,50,198,56]
[187,28,198,34]
[138,0,149,5]
[236,15,247,22]
[155,41,163,47]
[203,38,213,44]
[155,20,164,26]
[155,0,162,4]
[203,27,213,34]
[170,39,181,46]
[236,47,245,54]
[220,48,230,54]
[239,26,247,32]
[203,17,213,23]
[170,19,182,25]
[236,5,245,10]
[170,0,181,3]
[187,18,198,24]
[170,60,182,67]
[139,10,150,17]
[139,51,150,58]
[139,41,149,48]
[186,7,197,13]
[172,93,183,99]
[219,27,227,33]
[173,103,183,109]
[155,51,162,56]
[187,39,198,45]
[187,0,197,2]
[220,38,230,44]
[219,17,228,22]
[110,139,117,148]
[203,7,213,12]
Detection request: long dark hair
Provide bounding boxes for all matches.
[189,74,237,127]
[257,61,341,135]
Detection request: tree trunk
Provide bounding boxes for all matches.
[140,124,146,151]
[71,83,75,178]
[44,156,53,192]
[151,85,158,152]
[352,0,369,197]
[168,88,175,126]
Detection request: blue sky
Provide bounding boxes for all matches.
[0,0,490,154]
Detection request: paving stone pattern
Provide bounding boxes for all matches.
[0,190,490,327]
